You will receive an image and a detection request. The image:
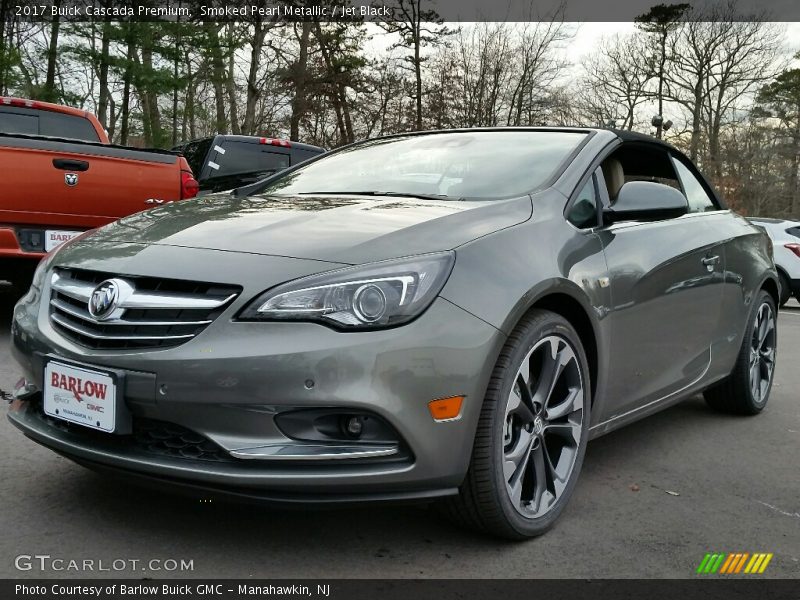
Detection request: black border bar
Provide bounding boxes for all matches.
[4,579,800,600]
[6,0,800,23]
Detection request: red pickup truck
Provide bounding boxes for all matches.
[0,97,198,288]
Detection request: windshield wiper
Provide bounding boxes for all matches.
[298,191,461,201]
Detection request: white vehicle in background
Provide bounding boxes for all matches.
[750,217,800,307]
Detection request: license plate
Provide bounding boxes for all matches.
[43,361,117,432]
[45,230,81,252]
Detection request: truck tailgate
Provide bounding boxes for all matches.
[0,135,182,228]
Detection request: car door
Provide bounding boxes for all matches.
[594,145,727,422]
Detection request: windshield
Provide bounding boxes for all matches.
[255,131,587,200]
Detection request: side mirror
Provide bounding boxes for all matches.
[603,181,688,225]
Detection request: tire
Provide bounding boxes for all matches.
[439,309,591,539]
[778,272,791,307]
[704,290,777,415]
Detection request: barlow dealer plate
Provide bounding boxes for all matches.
[43,360,118,432]
[45,229,82,252]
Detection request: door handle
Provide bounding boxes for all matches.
[52,158,89,171]
[701,255,720,272]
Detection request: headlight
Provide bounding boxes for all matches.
[239,252,455,330]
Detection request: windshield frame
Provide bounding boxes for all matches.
[237,128,595,201]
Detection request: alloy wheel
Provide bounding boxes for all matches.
[502,335,584,518]
[749,302,776,404]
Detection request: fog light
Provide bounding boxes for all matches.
[345,416,363,437]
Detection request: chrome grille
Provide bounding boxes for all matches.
[48,268,240,350]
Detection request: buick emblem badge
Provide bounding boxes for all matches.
[65,173,78,186]
[88,280,120,320]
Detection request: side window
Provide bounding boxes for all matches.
[601,146,682,205]
[786,226,800,240]
[567,176,598,229]
[672,158,717,213]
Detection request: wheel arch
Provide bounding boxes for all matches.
[500,279,602,406]
[761,273,780,307]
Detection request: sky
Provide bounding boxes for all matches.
[366,21,800,70]
[565,22,800,66]
[362,20,800,131]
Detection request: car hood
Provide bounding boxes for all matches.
[86,192,533,264]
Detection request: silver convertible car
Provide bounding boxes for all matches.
[8,128,778,539]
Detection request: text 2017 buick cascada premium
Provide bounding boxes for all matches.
[9,128,778,539]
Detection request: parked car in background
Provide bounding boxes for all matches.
[749,217,800,306]
[0,99,199,290]
[8,128,778,539]
[173,135,324,194]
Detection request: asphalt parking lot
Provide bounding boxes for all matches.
[0,284,798,579]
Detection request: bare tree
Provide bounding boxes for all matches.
[580,33,651,130]
[242,19,269,135]
[666,2,783,170]
[507,19,570,126]
[380,0,453,130]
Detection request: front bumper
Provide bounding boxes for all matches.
[9,292,505,499]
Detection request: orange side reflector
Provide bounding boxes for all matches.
[428,396,464,421]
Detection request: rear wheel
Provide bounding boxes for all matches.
[440,310,590,539]
[704,290,776,415]
[778,272,791,307]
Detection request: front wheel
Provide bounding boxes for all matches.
[440,310,590,539]
[704,290,777,415]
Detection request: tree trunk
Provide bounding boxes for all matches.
[106,96,115,141]
[243,21,266,135]
[413,20,422,129]
[97,8,111,129]
[290,22,311,141]
[139,27,164,147]
[792,114,800,217]
[120,25,136,145]
[689,81,703,162]
[44,0,61,102]
[312,21,354,144]
[206,23,228,135]
[226,24,240,135]
[172,20,181,146]
[0,0,9,94]
[185,49,196,140]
